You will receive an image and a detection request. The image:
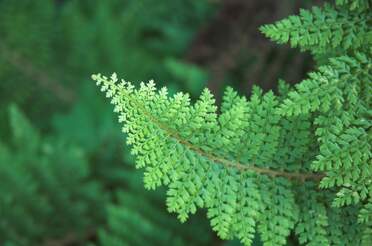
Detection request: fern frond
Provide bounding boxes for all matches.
[277,53,371,116]
[335,0,371,10]
[260,4,371,53]
[93,0,371,244]
[295,183,329,246]
[92,73,327,245]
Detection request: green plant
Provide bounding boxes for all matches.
[99,191,212,246]
[0,105,105,245]
[93,0,371,245]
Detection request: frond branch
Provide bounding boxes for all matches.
[119,80,326,182]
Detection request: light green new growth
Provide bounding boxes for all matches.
[93,1,371,245]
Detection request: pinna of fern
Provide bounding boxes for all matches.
[260,3,371,54]
[260,2,371,57]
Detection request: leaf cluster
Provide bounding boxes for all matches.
[94,0,372,245]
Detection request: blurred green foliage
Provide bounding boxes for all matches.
[1,105,105,245]
[0,0,217,245]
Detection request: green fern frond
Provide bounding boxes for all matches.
[278,53,371,116]
[335,0,371,10]
[93,0,371,245]
[92,73,329,245]
[260,4,371,53]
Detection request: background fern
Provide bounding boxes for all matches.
[0,105,105,245]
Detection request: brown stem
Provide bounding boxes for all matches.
[127,92,325,182]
